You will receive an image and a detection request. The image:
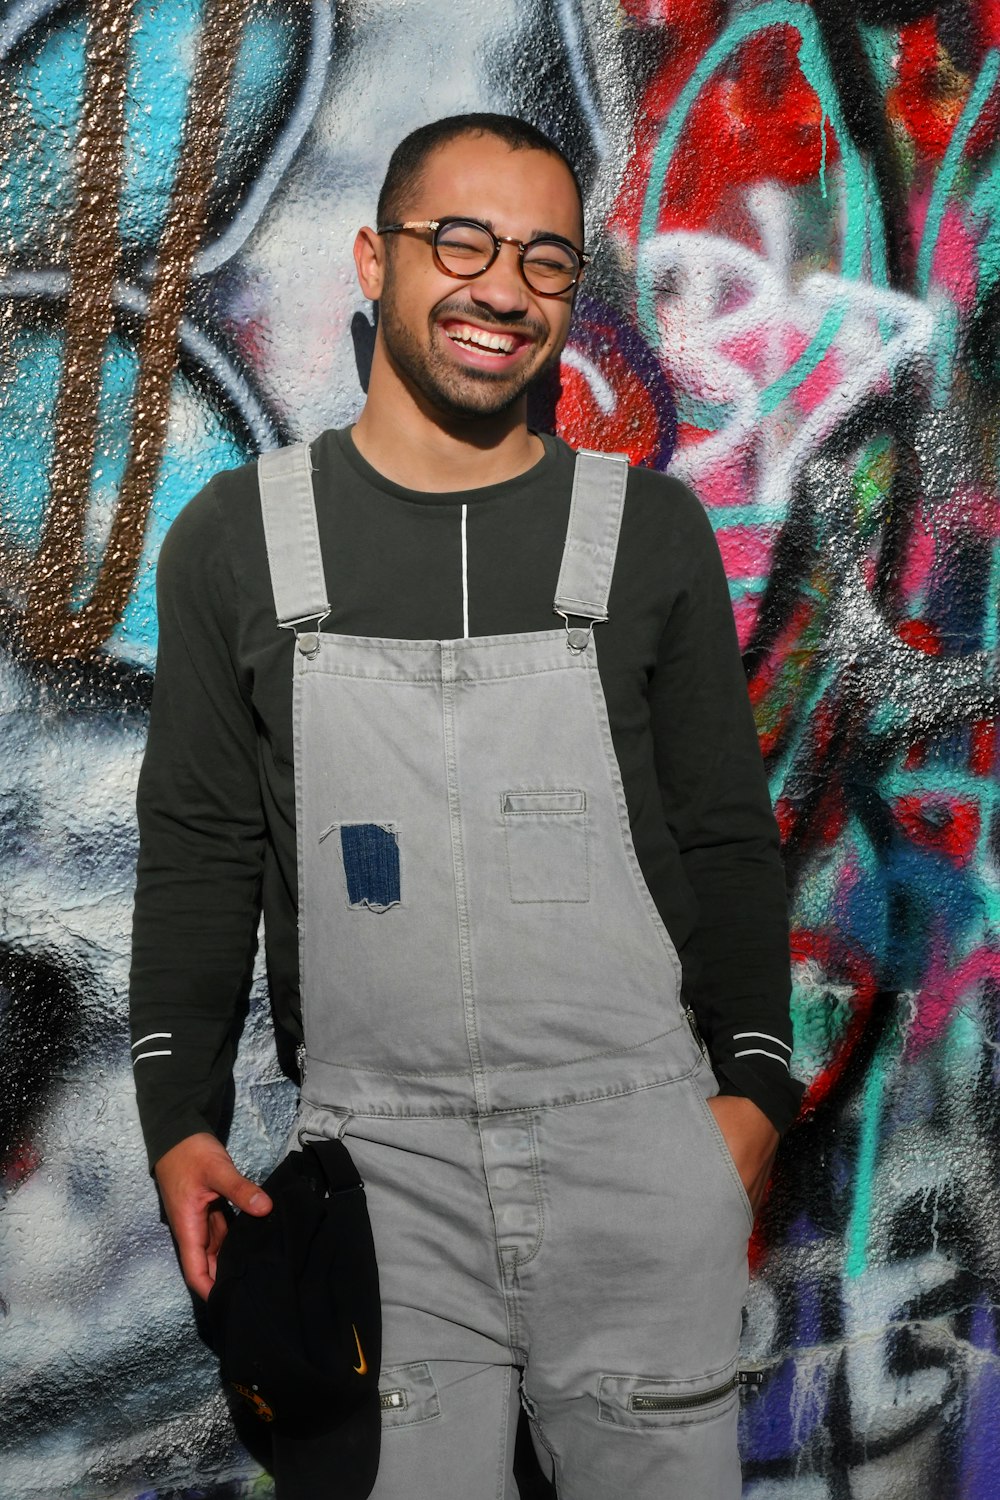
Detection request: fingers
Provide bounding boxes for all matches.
[153,1132,272,1299]
[205,1203,230,1290]
[179,1220,217,1302]
[210,1155,272,1217]
[163,1183,221,1300]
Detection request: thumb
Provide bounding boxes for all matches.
[215,1159,272,1216]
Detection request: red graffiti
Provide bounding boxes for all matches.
[611,24,837,243]
[0,1139,41,1192]
[892,794,981,866]
[906,944,1000,1055]
[789,929,879,1117]
[747,597,819,759]
[969,719,997,775]
[553,297,676,467]
[890,16,1000,161]
[895,618,944,655]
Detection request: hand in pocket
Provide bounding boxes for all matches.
[706,1095,778,1214]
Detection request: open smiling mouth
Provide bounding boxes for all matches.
[441,322,528,358]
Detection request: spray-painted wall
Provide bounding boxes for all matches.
[1,1,997,1496]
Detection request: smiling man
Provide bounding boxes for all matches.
[130,114,802,1499]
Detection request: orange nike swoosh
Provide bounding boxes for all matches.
[352,1324,368,1376]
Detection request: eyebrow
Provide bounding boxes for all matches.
[452,216,578,244]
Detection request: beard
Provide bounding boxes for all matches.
[376,282,558,420]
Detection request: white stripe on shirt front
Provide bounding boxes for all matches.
[461,503,469,638]
[132,1050,173,1063]
[132,1032,172,1050]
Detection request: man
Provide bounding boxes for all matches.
[131,113,802,1497]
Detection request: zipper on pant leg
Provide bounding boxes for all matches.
[628,1367,765,1414]
[628,1373,737,1413]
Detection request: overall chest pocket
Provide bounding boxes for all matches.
[501,790,590,903]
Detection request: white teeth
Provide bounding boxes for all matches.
[445,323,517,355]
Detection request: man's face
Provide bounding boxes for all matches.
[374,134,583,420]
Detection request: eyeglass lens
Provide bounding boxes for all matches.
[434,220,579,292]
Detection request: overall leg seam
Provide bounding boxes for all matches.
[527,1402,561,1499]
[493,1363,516,1500]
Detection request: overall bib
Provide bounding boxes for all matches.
[258,444,752,1500]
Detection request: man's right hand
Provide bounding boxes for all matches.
[154,1132,272,1300]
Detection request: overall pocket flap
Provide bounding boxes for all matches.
[501,790,586,815]
[378,1361,441,1428]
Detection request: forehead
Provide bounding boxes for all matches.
[409,134,582,241]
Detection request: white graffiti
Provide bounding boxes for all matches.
[639,183,937,512]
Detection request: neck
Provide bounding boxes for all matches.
[351,343,543,492]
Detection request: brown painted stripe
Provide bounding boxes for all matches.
[21,0,132,659]
[22,0,250,663]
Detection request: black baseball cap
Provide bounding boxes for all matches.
[207,1139,381,1499]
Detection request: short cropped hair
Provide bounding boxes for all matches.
[376,113,583,232]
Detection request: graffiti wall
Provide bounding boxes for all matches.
[0,0,997,1495]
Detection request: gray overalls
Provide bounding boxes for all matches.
[258,443,751,1500]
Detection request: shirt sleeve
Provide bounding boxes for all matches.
[649,490,804,1135]
[129,474,266,1170]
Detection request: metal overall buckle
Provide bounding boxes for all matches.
[283,611,330,658]
[555,608,602,653]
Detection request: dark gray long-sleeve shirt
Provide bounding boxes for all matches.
[130,428,803,1167]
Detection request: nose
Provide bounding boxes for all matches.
[468,241,530,315]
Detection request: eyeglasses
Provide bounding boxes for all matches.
[376,217,589,296]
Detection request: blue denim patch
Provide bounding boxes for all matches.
[340,823,401,911]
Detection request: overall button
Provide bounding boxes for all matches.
[479,1117,543,1262]
[480,1126,533,1169]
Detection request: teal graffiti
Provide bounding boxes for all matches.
[916,49,1000,298]
[844,1037,889,1280]
[0,322,248,667]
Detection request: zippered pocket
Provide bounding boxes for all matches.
[377,1362,440,1429]
[598,1368,741,1428]
[629,1373,737,1413]
[685,1004,709,1061]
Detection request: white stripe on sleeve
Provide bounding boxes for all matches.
[132,1031,172,1050]
[733,1032,791,1052]
[734,1048,790,1069]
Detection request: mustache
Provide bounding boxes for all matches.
[436,302,548,339]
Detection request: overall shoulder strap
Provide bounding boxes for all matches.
[257,442,330,628]
[554,449,630,634]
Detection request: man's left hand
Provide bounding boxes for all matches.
[707,1094,779,1215]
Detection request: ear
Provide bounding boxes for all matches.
[354,226,385,301]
